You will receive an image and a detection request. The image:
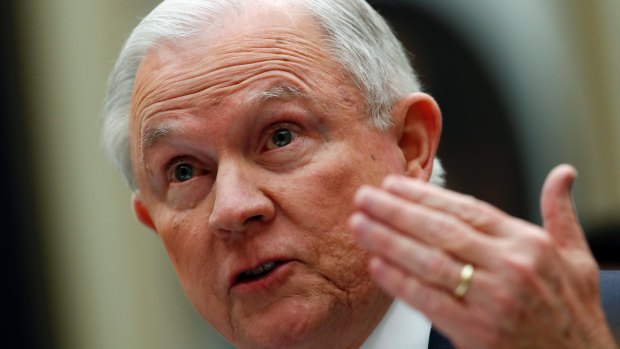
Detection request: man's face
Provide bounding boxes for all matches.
[130,7,406,349]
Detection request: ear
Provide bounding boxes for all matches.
[132,192,157,232]
[392,92,442,181]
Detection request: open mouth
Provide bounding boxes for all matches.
[234,261,286,285]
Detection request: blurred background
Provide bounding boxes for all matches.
[2,0,618,348]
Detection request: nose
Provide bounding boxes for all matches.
[208,162,275,239]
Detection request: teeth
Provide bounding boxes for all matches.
[244,262,276,277]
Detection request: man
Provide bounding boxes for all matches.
[102,0,618,348]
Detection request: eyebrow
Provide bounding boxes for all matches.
[251,83,303,102]
[142,122,186,150]
[140,83,305,151]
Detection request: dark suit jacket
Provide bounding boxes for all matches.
[428,270,620,349]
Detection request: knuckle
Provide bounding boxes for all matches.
[381,197,412,224]
[373,229,394,251]
[504,231,554,282]
[414,186,431,202]
[573,260,600,296]
[457,195,480,221]
[503,255,538,287]
[527,231,554,255]
[492,290,520,318]
[584,261,599,277]
[381,202,402,223]
[421,251,448,276]
[583,264,599,287]
[458,195,503,229]
[428,215,459,245]
[392,240,414,265]
[522,231,553,272]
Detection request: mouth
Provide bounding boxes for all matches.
[233,260,288,286]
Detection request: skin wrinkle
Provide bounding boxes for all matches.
[139,92,323,185]
[134,30,326,120]
[134,77,322,185]
[130,6,401,349]
[142,83,303,156]
[130,20,364,152]
[132,27,359,178]
[136,64,309,122]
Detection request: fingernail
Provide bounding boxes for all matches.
[348,213,369,234]
[354,186,374,207]
[369,257,386,275]
[382,175,400,190]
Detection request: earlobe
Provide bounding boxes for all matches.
[393,92,442,181]
[132,192,157,232]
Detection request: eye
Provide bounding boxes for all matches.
[267,128,297,150]
[173,163,194,182]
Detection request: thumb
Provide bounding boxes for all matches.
[541,164,586,249]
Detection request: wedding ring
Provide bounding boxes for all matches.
[453,263,474,298]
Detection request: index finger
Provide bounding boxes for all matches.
[353,186,499,267]
[382,175,509,236]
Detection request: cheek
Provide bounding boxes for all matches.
[154,210,226,310]
[287,142,399,230]
[281,144,393,287]
[156,211,200,268]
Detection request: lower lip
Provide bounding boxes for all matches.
[231,261,296,295]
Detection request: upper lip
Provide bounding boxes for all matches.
[229,257,293,289]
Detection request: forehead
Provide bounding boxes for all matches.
[149,4,324,66]
[128,4,369,168]
[130,4,345,124]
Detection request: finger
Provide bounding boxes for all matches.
[350,212,502,308]
[368,257,477,342]
[382,175,508,235]
[349,212,464,292]
[540,164,588,250]
[354,186,498,267]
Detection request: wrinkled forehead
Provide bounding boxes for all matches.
[129,1,338,118]
[127,2,367,157]
[140,1,326,74]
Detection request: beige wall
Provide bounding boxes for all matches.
[15,0,619,348]
[597,0,620,225]
[557,0,620,226]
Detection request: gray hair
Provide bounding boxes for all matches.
[102,0,445,190]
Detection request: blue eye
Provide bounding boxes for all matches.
[270,128,296,149]
[174,163,194,182]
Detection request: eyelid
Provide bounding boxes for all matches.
[262,122,301,149]
[165,157,188,175]
[165,157,207,183]
[266,121,300,132]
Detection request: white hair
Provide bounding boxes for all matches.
[102,0,445,190]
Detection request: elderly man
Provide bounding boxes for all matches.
[102,0,618,348]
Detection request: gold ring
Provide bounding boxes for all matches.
[453,264,474,298]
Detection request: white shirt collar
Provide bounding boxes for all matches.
[360,300,431,349]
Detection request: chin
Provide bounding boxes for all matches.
[230,294,346,349]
